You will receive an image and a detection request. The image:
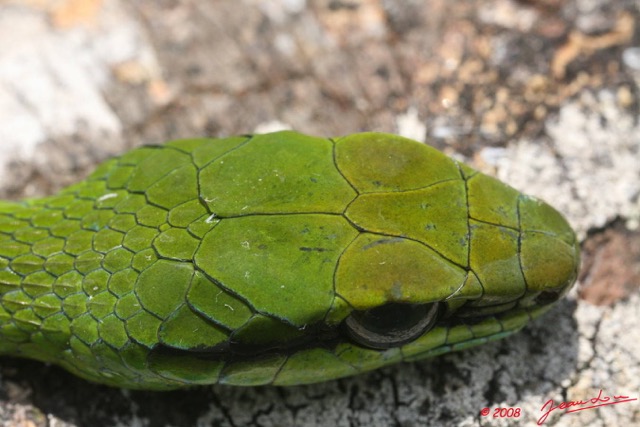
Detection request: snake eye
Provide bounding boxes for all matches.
[344,302,440,349]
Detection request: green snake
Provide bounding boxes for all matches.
[0,131,579,390]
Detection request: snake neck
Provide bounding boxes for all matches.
[0,197,96,362]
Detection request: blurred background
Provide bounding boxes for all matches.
[0,1,638,426]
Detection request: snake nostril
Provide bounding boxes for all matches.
[535,290,561,305]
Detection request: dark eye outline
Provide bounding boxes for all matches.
[343,302,441,349]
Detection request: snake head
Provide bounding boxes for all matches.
[139,132,580,386]
[2,131,578,388]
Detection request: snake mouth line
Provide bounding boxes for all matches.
[148,299,550,365]
[445,302,547,328]
[398,302,556,363]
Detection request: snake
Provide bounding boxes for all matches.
[0,131,579,390]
